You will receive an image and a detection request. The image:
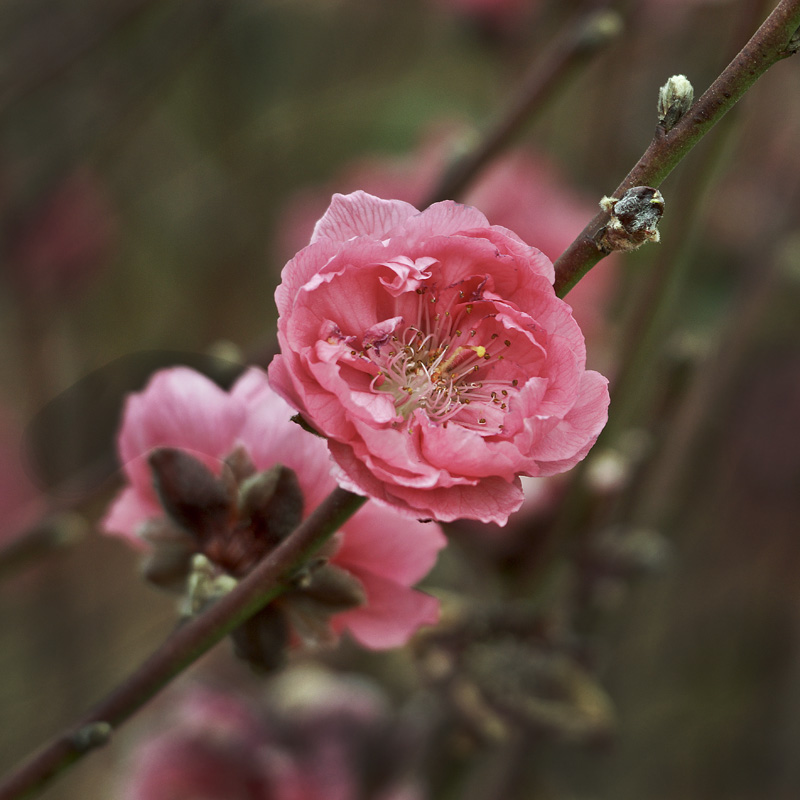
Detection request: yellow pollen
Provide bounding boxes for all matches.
[438,344,486,373]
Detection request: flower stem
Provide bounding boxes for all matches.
[554,0,800,297]
[0,487,367,800]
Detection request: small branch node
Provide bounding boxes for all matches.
[70,722,112,754]
[597,187,665,253]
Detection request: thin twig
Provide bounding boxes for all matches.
[421,8,623,207]
[0,487,366,800]
[553,0,800,297]
[0,513,86,581]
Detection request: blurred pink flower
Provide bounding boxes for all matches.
[123,688,276,800]
[0,405,44,545]
[4,166,117,301]
[269,191,609,526]
[102,366,444,650]
[123,672,426,800]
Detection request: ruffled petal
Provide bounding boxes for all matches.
[311,191,419,244]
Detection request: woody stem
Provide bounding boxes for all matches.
[0,487,367,800]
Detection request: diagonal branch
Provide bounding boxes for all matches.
[553,0,800,297]
[0,487,366,800]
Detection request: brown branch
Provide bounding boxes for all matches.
[553,0,800,297]
[0,487,366,800]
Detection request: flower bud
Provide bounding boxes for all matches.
[599,186,664,252]
[657,74,694,132]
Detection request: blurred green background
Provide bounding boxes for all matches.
[2,0,800,797]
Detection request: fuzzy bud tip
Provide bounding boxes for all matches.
[657,74,694,132]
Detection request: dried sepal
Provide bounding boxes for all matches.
[238,464,305,549]
[139,518,198,591]
[295,562,367,611]
[148,448,236,544]
[231,604,291,673]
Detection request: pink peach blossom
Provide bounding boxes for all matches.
[269,191,610,526]
[103,366,444,650]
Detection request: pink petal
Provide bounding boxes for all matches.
[118,367,245,495]
[397,199,489,241]
[330,441,524,525]
[101,486,160,547]
[234,369,337,511]
[275,237,341,318]
[335,504,446,584]
[332,569,440,649]
[531,369,610,472]
[311,191,419,244]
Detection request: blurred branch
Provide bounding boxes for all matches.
[0,514,86,582]
[421,8,623,207]
[553,0,800,296]
[0,487,366,800]
[631,230,795,529]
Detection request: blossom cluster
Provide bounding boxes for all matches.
[103,366,444,652]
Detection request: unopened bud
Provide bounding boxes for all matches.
[657,74,694,132]
[599,186,664,252]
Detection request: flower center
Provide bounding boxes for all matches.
[349,285,522,433]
